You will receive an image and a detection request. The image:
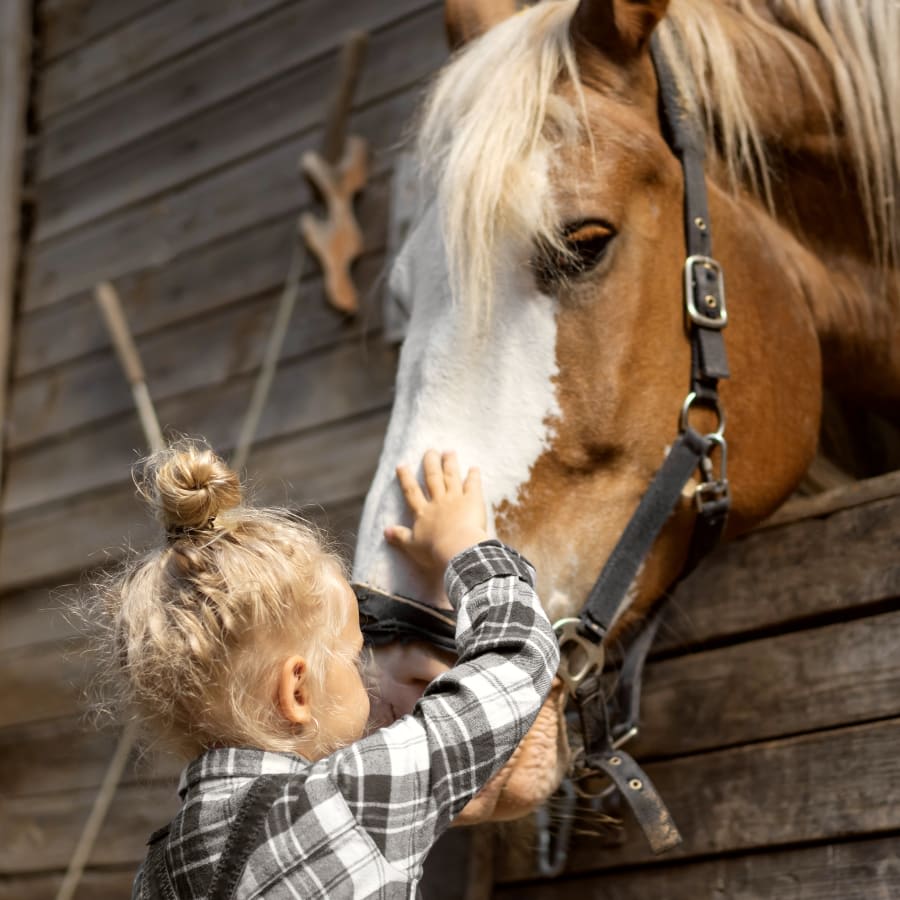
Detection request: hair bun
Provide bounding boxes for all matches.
[142,442,242,532]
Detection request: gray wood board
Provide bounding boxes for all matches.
[661,493,900,650]
[39,0,165,62]
[26,86,415,315]
[34,3,445,242]
[7,237,388,490]
[636,608,900,757]
[493,836,900,899]
[0,716,181,799]
[495,717,900,881]
[36,0,437,181]
[38,0,291,120]
[0,867,139,900]
[0,405,390,591]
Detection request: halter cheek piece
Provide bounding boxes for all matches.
[351,35,729,867]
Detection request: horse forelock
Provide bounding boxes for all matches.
[415,0,898,298]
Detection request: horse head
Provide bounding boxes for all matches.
[353,0,898,824]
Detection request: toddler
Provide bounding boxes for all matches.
[99,441,558,899]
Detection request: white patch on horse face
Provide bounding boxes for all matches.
[353,204,561,602]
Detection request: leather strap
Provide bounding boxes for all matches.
[354,583,458,653]
[586,749,682,854]
[579,427,711,638]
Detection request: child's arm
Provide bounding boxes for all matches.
[323,451,560,876]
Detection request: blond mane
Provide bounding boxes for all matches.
[417,0,899,306]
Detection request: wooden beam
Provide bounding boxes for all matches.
[0,0,30,493]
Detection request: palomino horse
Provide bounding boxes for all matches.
[353,0,899,826]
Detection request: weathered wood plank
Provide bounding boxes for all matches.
[660,492,900,650]
[1,780,180,874]
[4,331,393,526]
[39,0,289,120]
[37,0,433,181]
[35,3,445,242]
[0,867,137,900]
[0,584,77,652]
[494,836,900,900]
[0,638,88,729]
[636,609,900,757]
[0,406,389,592]
[8,224,388,464]
[26,87,413,316]
[39,0,166,63]
[0,716,181,798]
[16,206,379,379]
[496,717,900,881]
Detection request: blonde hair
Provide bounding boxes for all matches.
[88,440,349,758]
[418,0,898,309]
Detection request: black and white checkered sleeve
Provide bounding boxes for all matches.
[324,540,559,877]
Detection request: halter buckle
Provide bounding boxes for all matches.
[554,617,606,696]
[684,255,727,329]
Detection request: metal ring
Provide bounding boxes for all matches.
[680,391,726,439]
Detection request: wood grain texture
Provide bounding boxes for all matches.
[0,868,138,900]
[37,0,435,182]
[493,836,900,899]
[26,88,413,318]
[39,0,166,62]
[0,716,181,799]
[8,222,388,463]
[0,408,388,591]
[660,493,900,650]
[636,610,900,757]
[4,327,394,521]
[34,3,445,243]
[495,717,900,881]
[39,0,290,120]
[1,779,180,874]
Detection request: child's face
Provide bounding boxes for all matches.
[316,580,372,748]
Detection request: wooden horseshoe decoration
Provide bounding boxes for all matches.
[300,32,370,316]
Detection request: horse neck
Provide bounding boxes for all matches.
[706,7,900,408]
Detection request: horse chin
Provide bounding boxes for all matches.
[452,679,569,825]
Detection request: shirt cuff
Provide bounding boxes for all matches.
[444,540,536,607]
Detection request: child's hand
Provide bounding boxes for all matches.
[385,450,488,575]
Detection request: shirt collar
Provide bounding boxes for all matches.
[178,747,309,799]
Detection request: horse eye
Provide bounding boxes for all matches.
[534,220,616,285]
[562,221,615,271]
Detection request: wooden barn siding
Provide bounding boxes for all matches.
[490,481,900,898]
[0,0,450,895]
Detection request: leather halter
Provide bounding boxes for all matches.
[350,34,729,860]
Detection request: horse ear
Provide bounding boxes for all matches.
[572,0,670,59]
[445,0,519,50]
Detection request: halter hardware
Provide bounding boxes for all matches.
[553,617,606,694]
[684,254,727,329]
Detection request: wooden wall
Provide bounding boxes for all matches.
[491,477,900,899]
[0,0,449,895]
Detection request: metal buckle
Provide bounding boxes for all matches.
[554,617,606,696]
[680,391,725,440]
[684,255,727,329]
[695,433,729,510]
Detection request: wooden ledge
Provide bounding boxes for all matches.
[757,469,900,531]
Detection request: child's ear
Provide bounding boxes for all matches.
[277,655,313,727]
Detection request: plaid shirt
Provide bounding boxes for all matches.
[133,541,559,899]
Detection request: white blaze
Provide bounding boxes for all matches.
[352,205,561,602]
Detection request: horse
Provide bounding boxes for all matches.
[352,0,899,827]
